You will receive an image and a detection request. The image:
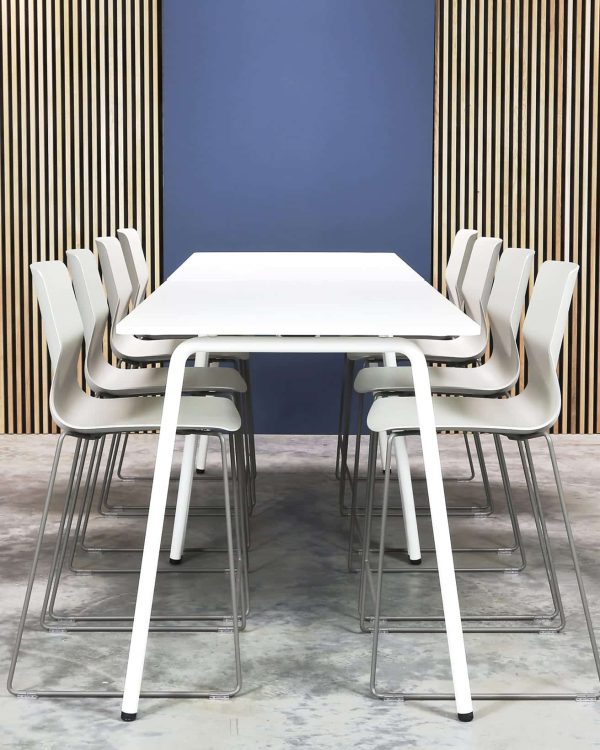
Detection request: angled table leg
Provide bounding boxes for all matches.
[120,340,204,721]
[381,351,421,563]
[170,353,209,562]
[405,341,473,721]
[194,356,213,472]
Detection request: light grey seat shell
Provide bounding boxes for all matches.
[347,227,478,361]
[367,261,578,437]
[415,236,502,364]
[96,236,182,363]
[66,248,246,397]
[444,228,478,309]
[30,260,241,435]
[117,228,149,309]
[114,228,249,362]
[354,248,534,397]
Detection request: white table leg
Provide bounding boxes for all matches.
[406,343,472,720]
[381,352,421,563]
[392,436,421,563]
[169,353,210,562]
[121,341,202,721]
[169,434,199,564]
[195,434,209,472]
[377,430,389,473]
[195,360,217,471]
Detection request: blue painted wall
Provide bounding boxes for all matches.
[162,0,435,433]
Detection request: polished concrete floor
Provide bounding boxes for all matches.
[1,433,600,749]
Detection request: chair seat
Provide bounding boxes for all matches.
[415,335,485,364]
[59,393,241,435]
[366,392,553,437]
[114,334,249,364]
[347,334,484,366]
[210,352,249,361]
[93,364,247,397]
[354,361,514,397]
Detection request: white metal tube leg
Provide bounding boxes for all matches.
[170,353,209,562]
[406,342,472,721]
[169,434,199,564]
[378,430,388,474]
[196,435,209,473]
[392,436,422,563]
[382,352,421,564]
[371,363,389,473]
[195,356,215,472]
[121,340,202,721]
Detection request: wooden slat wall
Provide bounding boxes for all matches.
[433,0,600,433]
[0,0,162,434]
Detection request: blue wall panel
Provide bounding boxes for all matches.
[162,0,435,433]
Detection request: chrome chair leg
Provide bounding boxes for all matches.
[351,431,524,575]
[72,440,250,578]
[42,439,91,626]
[358,432,379,630]
[362,433,599,704]
[347,393,365,571]
[105,419,252,517]
[69,435,106,566]
[462,431,476,481]
[472,433,494,515]
[544,435,600,683]
[341,422,493,517]
[359,433,561,631]
[337,357,355,513]
[49,433,249,628]
[115,431,131,480]
[335,356,355,482]
[9,431,244,699]
[519,441,564,628]
[239,358,257,482]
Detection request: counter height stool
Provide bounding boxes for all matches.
[66,248,251,575]
[349,248,535,572]
[360,261,600,702]
[106,232,256,481]
[8,261,245,703]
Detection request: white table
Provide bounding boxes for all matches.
[117,252,479,720]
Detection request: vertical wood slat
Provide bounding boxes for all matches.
[0,0,162,434]
[433,0,599,434]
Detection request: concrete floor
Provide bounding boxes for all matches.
[1,433,600,749]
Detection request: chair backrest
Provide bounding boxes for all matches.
[461,237,502,326]
[67,248,113,391]
[117,228,149,308]
[522,262,578,423]
[487,247,534,361]
[444,229,478,308]
[510,260,579,433]
[96,236,133,336]
[30,261,88,430]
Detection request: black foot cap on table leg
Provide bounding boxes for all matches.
[409,558,422,566]
[458,712,474,723]
[121,711,137,722]
[169,557,182,565]
[196,469,205,475]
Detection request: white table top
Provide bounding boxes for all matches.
[118,252,479,338]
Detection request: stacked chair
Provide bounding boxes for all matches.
[8,248,250,701]
[349,246,535,570]
[100,231,255,482]
[336,228,478,481]
[352,255,600,703]
[339,234,502,539]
